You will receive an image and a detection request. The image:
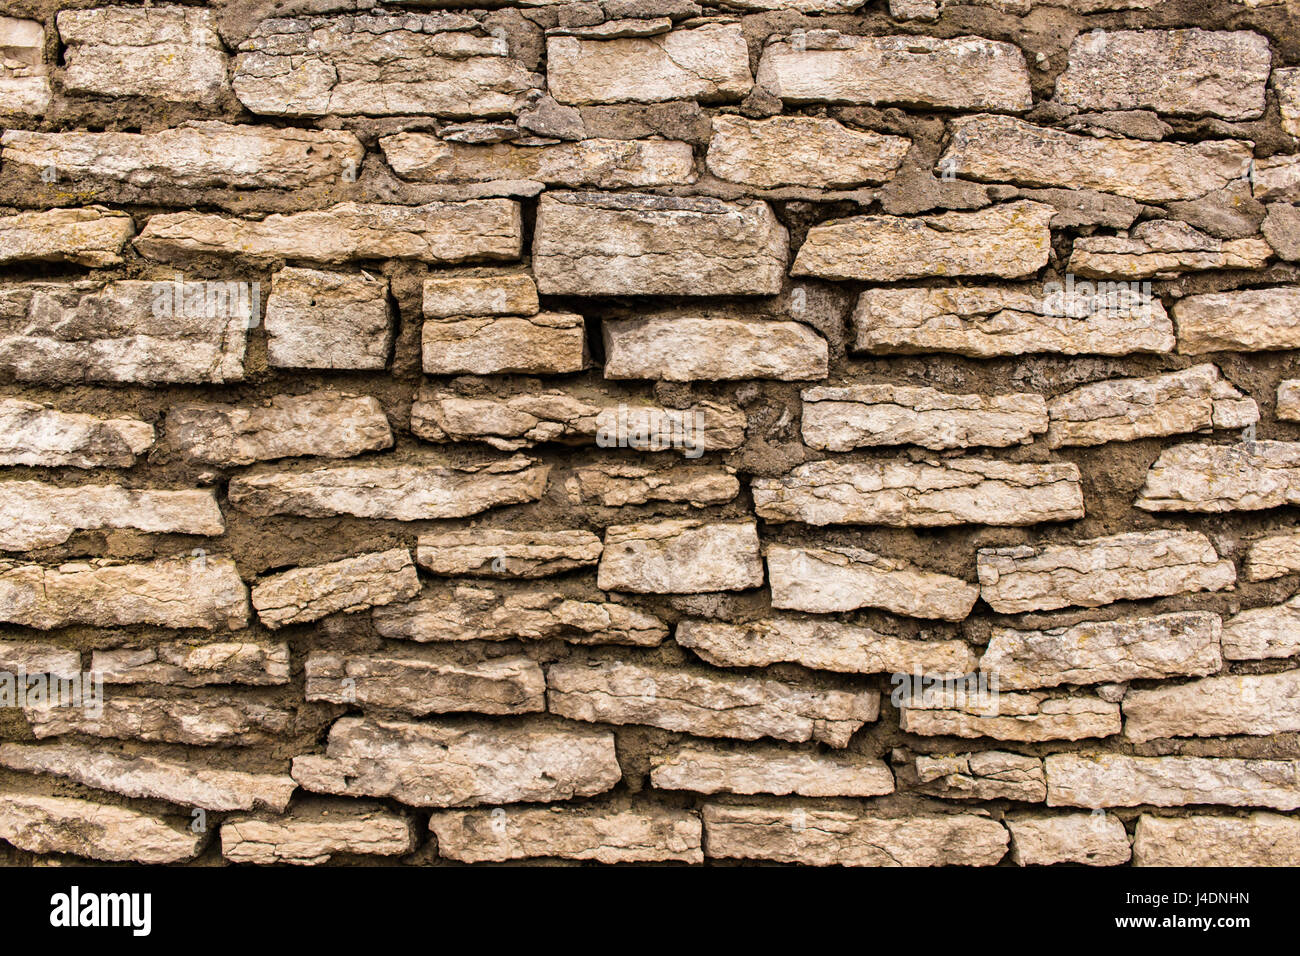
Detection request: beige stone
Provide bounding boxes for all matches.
[264,269,392,370]
[1243,530,1300,582]
[0,400,152,469]
[1222,595,1300,660]
[93,641,290,687]
[25,693,293,746]
[1278,381,1300,421]
[1007,812,1130,866]
[651,741,894,797]
[252,549,419,630]
[603,315,828,381]
[1133,813,1300,866]
[1135,441,1300,513]
[1279,68,1300,137]
[1069,220,1273,280]
[706,115,910,189]
[1123,669,1300,742]
[596,519,762,593]
[1046,753,1300,809]
[1252,155,1300,203]
[0,482,222,550]
[0,17,50,116]
[915,751,1046,801]
[564,463,739,507]
[0,207,133,268]
[223,801,414,865]
[0,792,202,863]
[0,640,79,678]
[900,692,1122,742]
[1173,287,1300,354]
[423,312,586,374]
[416,530,602,578]
[422,273,538,318]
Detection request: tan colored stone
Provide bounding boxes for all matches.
[1252,155,1300,203]
[24,693,293,746]
[900,692,1122,742]
[564,463,739,507]
[291,716,620,807]
[0,17,50,116]
[0,792,202,863]
[416,529,602,578]
[1046,753,1300,809]
[264,269,392,371]
[1069,220,1272,279]
[0,207,133,268]
[915,751,1046,801]
[0,482,222,550]
[652,741,894,797]
[706,115,909,189]
[1223,595,1300,660]
[766,544,979,621]
[1135,441,1300,513]
[1173,287,1300,354]
[596,519,763,593]
[1279,69,1300,138]
[1278,381,1300,421]
[423,311,586,374]
[422,273,538,318]
[1123,669,1300,742]
[0,640,79,677]
[0,400,153,468]
[1243,530,1300,581]
[223,800,414,865]
[1007,812,1130,866]
[1133,813,1300,866]
[603,315,827,382]
[93,641,290,687]
[252,549,419,630]
[977,530,1236,614]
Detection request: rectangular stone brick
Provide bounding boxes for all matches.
[0,482,223,550]
[1252,155,1300,202]
[0,400,154,468]
[1243,531,1300,582]
[1007,812,1130,866]
[900,692,1121,742]
[0,640,79,677]
[93,641,290,687]
[706,115,910,189]
[916,751,1046,801]
[264,269,392,370]
[1123,669,1300,742]
[596,519,763,593]
[25,693,293,746]
[651,741,895,797]
[756,32,1031,111]
[429,802,702,863]
[422,273,538,318]
[602,315,827,381]
[1069,221,1271,280]
[793,201,1053,282]
[977,530,1236,613]
[222,800,414,865]
[251,549,420,629]
[1173,287,1300,354]
[547,23,751,104]
[765,544,979,621]
[1279,381,1300,421]
[0,208,133,268]
[0,792,203,863]
[1223,595,1300,660]
[547,659,879,747]
[290,715,620,807]
[1133,813,1300,866]
[1135,441,1300,513]
[0,16,50,116]
[0,556,249,631]
[416,529,602,578]
[423,312,586,374]
[752,457,1084,528]
[563,462,739,507]
[1046,753,1300,809]
[533,191,787,296]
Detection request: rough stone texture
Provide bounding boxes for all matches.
[1173,287,1300,354]
[1006,813,1131,866]
[415,529,602,578]
[1123,669,1300,742]
[264,269,392,371]
[1243,531,1300,582]
[93,641,291,687]
[1222,596,1300,660]
[706,115,910,189]
[564,462,738,507]
[0,482,222,550]
[291,716,621,807]
[793,201,1053,282]
[0,742,296,812]
[251,549,420,630]
[422,273,538,318]
[752,457,1083,528]
[0,792,203,863]
[548,660,879,747]
[756,33,1031,112]
[0,16,50,116]
[900,693,1122,742]
[1280,381,1300,422]
[1253,155,1300,203]
[533,192,788,296]
[1045,364,1257,448]
[1054,29,1271,119]
[597,519,762,593]
[603,315,827,381]
[651,742,895,797]
[802,384,1047,451]
[0,640,79,677]
[423,311,586,375]
[1133,813,1300,866]
[1069,221,1273,280]
[976,530,1236,613]
[0,400,154,468]
[766,544,979,621]
[24,694,293,746]
[1263,204,1300,262]
[429,802,702,863]
[222,801,414,865]
[939,114,1253,202]
[0,208,133,268]
[0,556,249,631]
[980,611,1224,689]
[915,751,1046,802]
[1046,753,1300,809]
[229,457,549,521]
[1135,441,1300,513]
[703,804,1009,866]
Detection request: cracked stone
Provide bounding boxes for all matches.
[1123,669,1300,742]
[602,314,827,381]
[251,549,420,630]
[423,311,586,374]
[705,115,910,189]
[1135,441,1300,513]
[651,741,895,796]
[0,792,203,863]
[415,529,602,578]
[222,800,414,865]
[596,519,762,593]
[1046,752,1300,809]
[1173,287,1300,354]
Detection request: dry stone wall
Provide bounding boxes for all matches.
[0,0,1296,867]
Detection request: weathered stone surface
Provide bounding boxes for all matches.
[1280,381,1300,422]
[901,692,1122,741]
[167,392,391,467]
[1135,441,1300,513]
[0,16,50,116]
[0,482,222,550]
[93,641,290,687]
[252,549,420,629]
[1223,595,1300,660]
[135,200,522,266]
[1007,812,1130,866]
[1263,203,1300,262]
[1055,29,1271,120]
[1175,287,1300,355]
[533,192,787,296]
[416,529,602,578]
[373,583,668,646]
[0,280,247,384]
[422,273,538,318]
[0,208,133,268]
[305,648,546,716]
[0,742,296,812]
[423,311,586,374]
[0,556,249,631]
[24,693,293,746]
[1253,155,1300,203]
[1046,364,1256,448]
[1046,753,1300,809]
[548,659,879,747]
[752,457,1084,528]
[0,400,154,468]
[756,32,1031,112]
[802,384,1047,451]
[1,123,363,191]
[596,519,763,593]
[412,387,746,454]
[264,269,392,371]
[981,611,1224,690]
[564,463,738,507]
[233,15,540,117]
[0,792,202,863]
[229,456,548,521]
[1243,530,1300,582]
[977,530,1236,614]
[223,801,414,865]
[702,804,1009,866]
[57,6,229,105]
[1279,68,1300,138]
[382,133,695,187]
[706,115,909,189]
[651,741,894,796]
[1123,669,1300,742]
[939,114,1254,202]
[853,285,1174,357]
[291,716,621,807]
[0,640,79,677]
[1016,187,1142,230]
[793,201,1053,281]
[603,315,826,382]
[766,544,979,621]
[430,802,702,863]
[1069,220,1273,280]
[547,24,751,105]
[677,614,975,675]
[1133,813,1300,866]
[915,751,1046,801]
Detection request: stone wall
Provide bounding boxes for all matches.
[0,0,1296,866]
